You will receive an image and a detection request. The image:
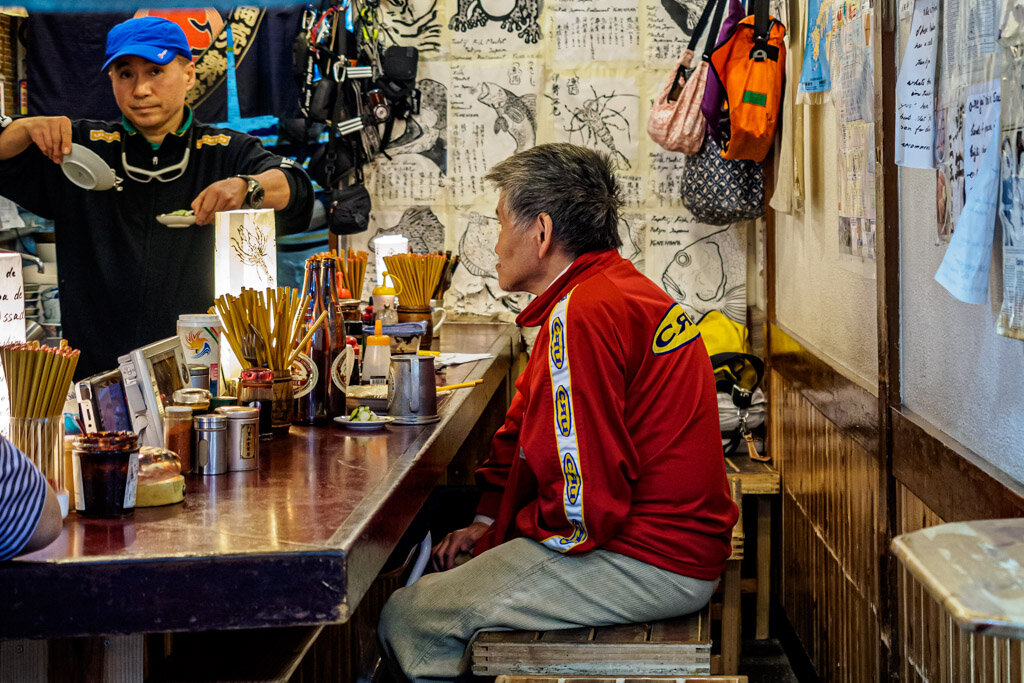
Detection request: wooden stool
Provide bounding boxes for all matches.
[471,480,745,679]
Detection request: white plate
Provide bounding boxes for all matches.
[61,143,118,191]
[334,415,395,430]
[156,213,197,228]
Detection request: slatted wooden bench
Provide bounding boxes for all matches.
[472,479,745,678]
[473,605,713,677]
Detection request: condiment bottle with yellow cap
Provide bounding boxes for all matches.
[371,272,402,324]
[361,320,391,385]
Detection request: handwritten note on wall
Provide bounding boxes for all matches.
[896,0,938,169]
[0,252,26,418]
[963,79,1001,196]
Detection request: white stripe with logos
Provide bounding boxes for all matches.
[542,292,588,552]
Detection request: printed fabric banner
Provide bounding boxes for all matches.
[26,6,304,122]
[797,0,833,102]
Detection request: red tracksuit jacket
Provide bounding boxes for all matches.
[474,249,738,580]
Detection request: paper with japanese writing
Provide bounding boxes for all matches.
[554,0,639,63]
[895,0,937,169]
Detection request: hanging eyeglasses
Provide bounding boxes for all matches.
[119,129,193,184]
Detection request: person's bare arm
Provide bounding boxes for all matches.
[0,116,73,164]
[190,168,291,226]
[19,483,62,556]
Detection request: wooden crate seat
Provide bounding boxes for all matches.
[471,479,745,679]
[472,605,713,677]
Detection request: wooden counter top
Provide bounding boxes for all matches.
[0,322,519,640]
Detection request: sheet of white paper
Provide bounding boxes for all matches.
[435,352,495,367]
[896,0,938,169]
[0,252,26,419]
[963,79,1001,197]
[0,196,25,230]
[935,136,999,304]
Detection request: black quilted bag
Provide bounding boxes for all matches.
[680,134,764,225]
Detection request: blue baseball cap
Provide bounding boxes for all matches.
[101,17,193,72]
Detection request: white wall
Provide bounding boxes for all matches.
[775,102,879,389]
[899,168,1024,480]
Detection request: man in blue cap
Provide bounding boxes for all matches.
[0,17,313,377]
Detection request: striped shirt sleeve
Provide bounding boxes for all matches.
[0,436,47,561]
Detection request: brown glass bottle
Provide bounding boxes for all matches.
[293,257,345,424]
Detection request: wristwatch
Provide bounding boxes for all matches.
[236,175,264,209]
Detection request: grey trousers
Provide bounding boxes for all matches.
[378,537,718,682]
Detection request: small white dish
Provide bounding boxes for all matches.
[61,143,118,191]
[334,415,395,430]
[156,213,197,228]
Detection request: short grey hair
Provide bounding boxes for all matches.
[485,143,623,258]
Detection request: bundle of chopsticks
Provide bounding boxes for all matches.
[0,341,80,490]
[383,252,448,308]
[1,340,80,418]
[431,251,459,302]
[214,287,325,371]
[339,249,369,300]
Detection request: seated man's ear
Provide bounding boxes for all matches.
[536,213,554,258]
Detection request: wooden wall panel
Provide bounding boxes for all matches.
[771,370,881,682]
[896,483,1024,682]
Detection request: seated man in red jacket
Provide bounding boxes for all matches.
[379,143,738,681]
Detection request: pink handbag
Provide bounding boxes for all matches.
[647,0,728,155]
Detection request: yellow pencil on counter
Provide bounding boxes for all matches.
[436,379,483,392]
[418,350,440,356]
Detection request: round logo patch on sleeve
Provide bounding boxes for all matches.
[652,303,701,355]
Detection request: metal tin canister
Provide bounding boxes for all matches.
[188,365,210,391]
[193,414,227,475]
[214,406,259,471]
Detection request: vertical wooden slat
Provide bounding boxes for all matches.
[0,639,47,683]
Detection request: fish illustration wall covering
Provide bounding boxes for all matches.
[352,0,754,323]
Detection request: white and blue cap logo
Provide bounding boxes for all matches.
[102,17,193,72]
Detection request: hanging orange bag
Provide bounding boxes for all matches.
[708,0,786,163]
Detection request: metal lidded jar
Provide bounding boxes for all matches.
[215,406,259,471]
[193,414,227,475]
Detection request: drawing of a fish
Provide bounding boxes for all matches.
[477,82,536,152]
[661,230,746,322]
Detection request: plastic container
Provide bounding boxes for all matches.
[71,431,139,517]
[215,406,259,471]
[361,320,391,384]
[163,406,194,473]
[177,313,221,395]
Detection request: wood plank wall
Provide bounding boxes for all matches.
[770,367,881,681]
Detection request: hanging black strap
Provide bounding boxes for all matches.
[701,0,729,62]
[686,0,723,53]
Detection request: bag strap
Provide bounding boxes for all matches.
[701,0,729,62]
[687,0,724,54]
[749,0,780,62]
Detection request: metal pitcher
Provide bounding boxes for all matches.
[387,355,439,425]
